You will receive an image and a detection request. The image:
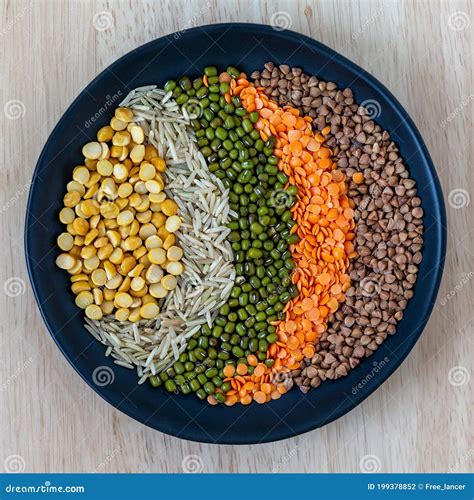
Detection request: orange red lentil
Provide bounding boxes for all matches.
[218,75,356,405]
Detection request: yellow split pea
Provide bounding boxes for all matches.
[55,106,185,322]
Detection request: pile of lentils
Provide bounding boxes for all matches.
[251,62,424,392]
[149,66,299,402]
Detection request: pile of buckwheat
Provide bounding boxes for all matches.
[251,63,424,392]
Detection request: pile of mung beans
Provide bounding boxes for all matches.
[150,67,300,403]
[55,63,423,407]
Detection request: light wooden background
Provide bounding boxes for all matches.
[1,0,472,473]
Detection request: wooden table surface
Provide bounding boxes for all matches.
[1,0,472,473]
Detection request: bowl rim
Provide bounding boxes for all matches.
[24,22,446,444]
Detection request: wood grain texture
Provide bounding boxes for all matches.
[1,0,472,473]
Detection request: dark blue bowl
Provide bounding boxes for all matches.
[25,23,446,444]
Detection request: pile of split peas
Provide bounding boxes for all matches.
[56,108,184,322]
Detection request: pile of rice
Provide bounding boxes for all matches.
[85,86,235,382]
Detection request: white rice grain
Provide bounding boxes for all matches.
[85,87,236,382]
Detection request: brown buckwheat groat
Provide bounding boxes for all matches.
[251,63,424,392]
